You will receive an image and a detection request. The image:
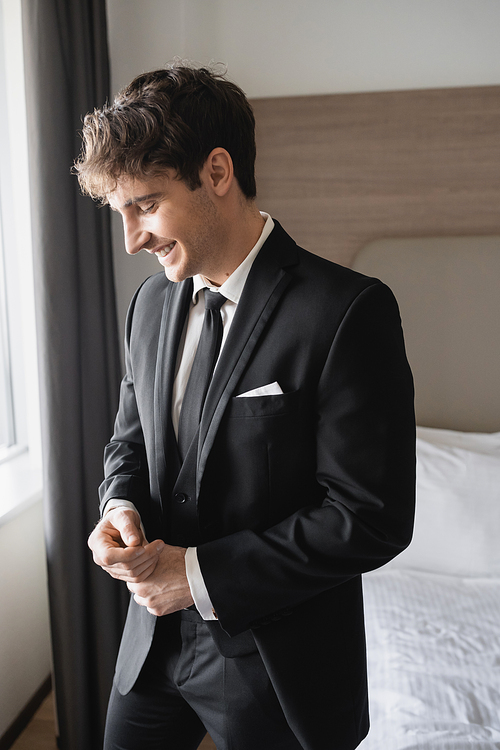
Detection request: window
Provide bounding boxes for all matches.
[0,1,13,456]
[0,206,15,453]
[0,0,42,521]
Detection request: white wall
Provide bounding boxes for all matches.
[105,0,500,347]
[0,501,51,736]
[106,0,500,97]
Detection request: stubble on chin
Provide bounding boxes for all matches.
[162,186,229,284]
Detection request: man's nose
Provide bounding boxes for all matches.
[123,216,150,255]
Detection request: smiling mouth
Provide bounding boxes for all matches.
[152,241,176,258]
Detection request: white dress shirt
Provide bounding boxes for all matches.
[106,213,274,620]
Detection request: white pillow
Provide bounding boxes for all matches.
[386,429,500,577]
[417,425,500,455]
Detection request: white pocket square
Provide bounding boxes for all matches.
[236,381,283,398]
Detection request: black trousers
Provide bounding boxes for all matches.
[103,608,303,750]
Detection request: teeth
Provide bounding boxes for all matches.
[156,242,175,258]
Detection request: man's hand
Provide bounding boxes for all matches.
[127,544,194,616]
[88,507,164,583]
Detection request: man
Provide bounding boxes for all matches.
[78,64,415,750]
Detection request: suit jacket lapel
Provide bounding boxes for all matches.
[153,277,193,509]
[193,223,299,495]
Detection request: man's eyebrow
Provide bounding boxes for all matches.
[121,192,164,209]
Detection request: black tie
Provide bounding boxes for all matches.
[178,289,227,461]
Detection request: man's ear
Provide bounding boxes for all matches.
[203,148,234,197]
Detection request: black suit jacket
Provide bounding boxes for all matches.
[99,222,415,750]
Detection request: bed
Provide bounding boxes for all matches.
[354,237,500,749]
[359,425,500,749]
[250,85,500,748]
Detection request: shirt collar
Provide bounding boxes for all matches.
[192,212,274,304]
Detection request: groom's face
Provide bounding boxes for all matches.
[108,168,229,285]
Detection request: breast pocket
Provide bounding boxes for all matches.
[226,389,301,419]
[201,388,308,534]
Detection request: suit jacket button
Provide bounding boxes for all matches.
[174,493,189,503]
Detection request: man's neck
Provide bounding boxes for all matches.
[205,202,265,286]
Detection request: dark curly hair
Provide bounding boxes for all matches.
[74,63,257,201]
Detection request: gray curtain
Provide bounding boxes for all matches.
[21,1,128,748]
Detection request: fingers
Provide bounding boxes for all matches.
[105,507,144,547]
[100,545,160,582]
[88,508,142,559]
[127,545,193,616]
[88,512,165,582]
[101,539,164,572]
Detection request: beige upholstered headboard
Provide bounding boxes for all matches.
[353,236,500,432]
[251,86,500,431]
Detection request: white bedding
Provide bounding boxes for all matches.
[359,569,500,750]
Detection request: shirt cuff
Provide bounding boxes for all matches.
[104,498,140,516]
[185,546,217,620]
